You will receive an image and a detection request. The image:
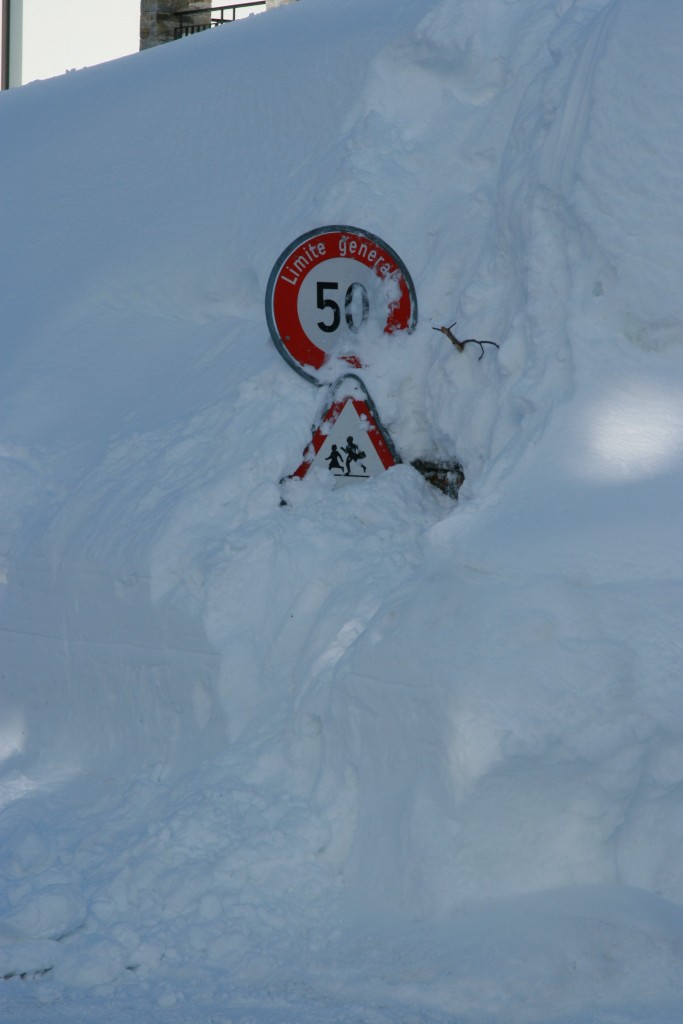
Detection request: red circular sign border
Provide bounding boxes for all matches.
[266,225,418,384]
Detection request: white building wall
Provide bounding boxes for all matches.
[9,0,139,86]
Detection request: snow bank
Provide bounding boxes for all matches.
[1,0,683,1020]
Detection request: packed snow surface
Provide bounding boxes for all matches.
[1,0,683,1020]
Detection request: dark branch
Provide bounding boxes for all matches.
[433,322,500,360]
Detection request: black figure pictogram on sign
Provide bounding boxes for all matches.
[341,436,367,477]
[325,444,344,473]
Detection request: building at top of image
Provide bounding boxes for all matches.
[1,0,296,90]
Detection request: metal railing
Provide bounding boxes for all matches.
[174,2,267,38]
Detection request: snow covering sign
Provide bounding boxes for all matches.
[3,0,683,1020]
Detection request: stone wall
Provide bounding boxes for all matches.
[140,0,211,50]
[140,0,297,51]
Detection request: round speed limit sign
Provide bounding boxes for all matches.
[266,225,417,383]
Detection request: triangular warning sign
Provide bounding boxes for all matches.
[289,374,400,485]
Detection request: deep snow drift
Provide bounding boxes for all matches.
[1,0,683,1020]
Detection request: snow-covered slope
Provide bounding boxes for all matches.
[1,0,683,1020]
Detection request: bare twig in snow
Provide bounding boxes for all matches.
[433,322,499,360]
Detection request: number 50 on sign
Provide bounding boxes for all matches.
[266,225,418,384]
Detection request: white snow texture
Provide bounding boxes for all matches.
[1,0,683,1021]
